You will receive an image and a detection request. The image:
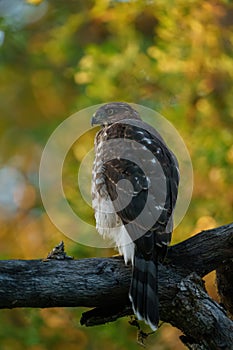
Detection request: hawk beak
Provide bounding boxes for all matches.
[91,112,105,126]
[91,112,100,126]
[91,113,97,126]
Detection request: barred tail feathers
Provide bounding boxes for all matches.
[129,255,159,331]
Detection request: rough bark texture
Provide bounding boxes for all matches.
[0,223,233,349]
[216,259,233,319]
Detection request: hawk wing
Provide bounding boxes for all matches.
[102,121,179,251]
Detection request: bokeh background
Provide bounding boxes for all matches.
[0,0,232,349]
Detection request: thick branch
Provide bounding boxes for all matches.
[0,223,233,349]
[216,259,233,318]
[167,223,233,277]
[165,273,233,350]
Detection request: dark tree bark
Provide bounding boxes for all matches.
[0,223,233,349]
[216,260,233,319]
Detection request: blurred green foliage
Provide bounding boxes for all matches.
[0,0,232,349]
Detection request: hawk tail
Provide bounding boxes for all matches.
[129,254,159,331]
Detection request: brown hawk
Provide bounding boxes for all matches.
[91,102,179,330]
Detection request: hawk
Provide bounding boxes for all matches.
[91,102,179,330]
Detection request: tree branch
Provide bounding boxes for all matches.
[216,259,233,318]
[0,223,233,349]
[167,223,233,277]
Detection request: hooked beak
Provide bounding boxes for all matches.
[91,111,106,126]
[91,113,98,126]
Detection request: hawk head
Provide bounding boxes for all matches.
[91,102,141,126]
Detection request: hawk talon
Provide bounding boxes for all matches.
[129,317,155,347]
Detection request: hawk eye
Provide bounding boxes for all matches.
[107,109,114,116]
